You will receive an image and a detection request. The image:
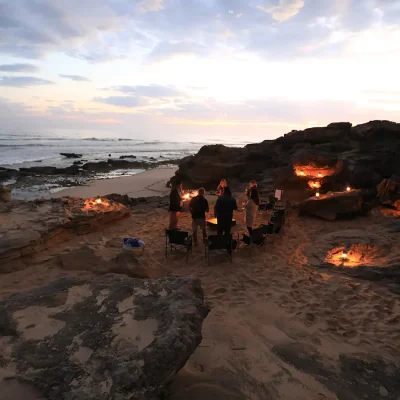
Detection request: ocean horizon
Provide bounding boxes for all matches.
[0,129,252,170]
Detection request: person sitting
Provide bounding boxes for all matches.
[189,187,209,246]
[169,180,182,230]
[216,179,228,196]
[215,186,237,236]
[245,180,260,235]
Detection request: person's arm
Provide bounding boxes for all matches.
[189,198,194,213]
[215,198,220,217]
[205,199,209,213]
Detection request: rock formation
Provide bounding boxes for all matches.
[0,185,11,202]
[377,178,400,210]
[172,121,400,199]
[0,197,130,272]
[0,274,209,400]
[60,152,83,158]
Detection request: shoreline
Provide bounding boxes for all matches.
[46,167,177,199]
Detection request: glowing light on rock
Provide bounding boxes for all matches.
[316,192,320,198]
[342,252,347,260]
[346,186,351,192]
[96,198,102,204]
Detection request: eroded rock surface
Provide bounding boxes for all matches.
[0,274,209,400]
[0,198,130,270]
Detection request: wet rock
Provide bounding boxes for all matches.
[0,167,18,181]
[119,155,137,159]
[0,185,11,202]
[82,161,112,173]
[107,159,149,169]
[299,191,366,220]
[60,153,82,158]
[0,274,209,400]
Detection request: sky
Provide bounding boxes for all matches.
[0,0,400,141]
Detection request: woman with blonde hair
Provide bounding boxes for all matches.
[216,179,227,196]
[245,180,260,235]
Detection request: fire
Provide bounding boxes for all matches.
[294,165,335,178]
[82,198,110,211]
[183,193,190,200]
[308,180,321,189]
[182,190,199,200]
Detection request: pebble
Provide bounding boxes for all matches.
[379,386,389,397]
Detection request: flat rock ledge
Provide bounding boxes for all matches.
[0,274,210,400]
[0,197,130,271]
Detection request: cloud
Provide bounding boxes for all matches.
[147,41,208,62]
[0,76,54,87]
[92,96,144,108]
[0,63,39,73]
[59,74,91,81]
[257,0,305,22]
[111,84,182,97]
[137,0,165,13]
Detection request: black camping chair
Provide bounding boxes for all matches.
[240,227,267,254]
[205,234,235,265]
[165,230,192,261]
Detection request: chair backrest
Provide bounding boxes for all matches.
[251,227,265,241]
[274,189,283,200]
[208,234,232,250]
[166,230,189,245]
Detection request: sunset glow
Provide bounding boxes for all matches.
[0,1,399,140]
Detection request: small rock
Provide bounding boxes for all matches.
[379,386,389,397]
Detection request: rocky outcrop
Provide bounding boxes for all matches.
[60,152,82,158]
[0,167,18,181]
[0,185,11,202]
[0,274,209,400]
[0,198,130,271]
[107,159,150,169]
[377,178,400,210]
[19,165,80,175]
[119,154,137,159]
[298,191,367,220]
[172,121,400,197]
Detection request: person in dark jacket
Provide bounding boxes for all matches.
[169,180,182,229]
[214,186,237,235]
[189,187,209,246]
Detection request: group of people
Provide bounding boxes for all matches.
[169,178,260,246]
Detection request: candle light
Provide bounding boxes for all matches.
[316,192,320,198]
[346,186,351,192]
[318,172,322,178]
[342,252,347,261]
[299,171,305,176]
[96,198,102,204]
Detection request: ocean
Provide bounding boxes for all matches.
[0,130,250,170]
[0,130,251,199]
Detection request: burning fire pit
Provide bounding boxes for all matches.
[81,197,111,212]
[182,190,199,201]
[206,217,236,229]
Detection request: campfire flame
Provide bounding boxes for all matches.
[294,165,335,178]
[82,198,110,211]
[308,180,321,189]
[182,190,199,200]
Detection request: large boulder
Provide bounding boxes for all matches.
[298,190,367,220]
[0,274,210,400]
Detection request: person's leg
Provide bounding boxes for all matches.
[169,212,177,229]
[198,219,207,244]
[192,219,198,246]
[175,212,181,229]
[225,220,232,236]
[247,226,253,236]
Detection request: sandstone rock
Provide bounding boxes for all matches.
[0,185,11,202]
[377,178,400,209]
[0,198,130,269]
[0,274,209,400]
[299,191,366,220]
[60,153,82,158]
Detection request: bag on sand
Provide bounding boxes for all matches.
[123,238,145,250]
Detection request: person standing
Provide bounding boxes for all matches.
[189,187,209,246]
[169,180,182,230]
[245,180,260,235]
[216,179,228,196]
[215,187,237,235]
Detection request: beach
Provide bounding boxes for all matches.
[48,167,176,199]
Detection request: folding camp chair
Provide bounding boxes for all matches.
[240,227,267,254]
[165,230,193,261]
[205,234,234,265]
